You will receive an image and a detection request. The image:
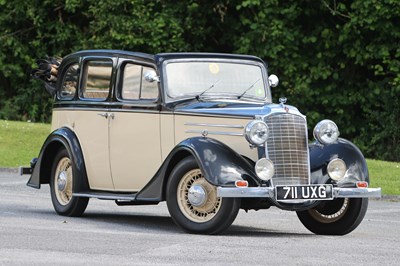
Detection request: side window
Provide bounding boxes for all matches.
[60,63,79,99]
[122,64,141,100]
[121,63,158,100]
[82,60,112,100]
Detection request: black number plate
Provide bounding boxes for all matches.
[275,185,333,201]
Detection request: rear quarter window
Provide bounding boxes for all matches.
[60,63,79,100]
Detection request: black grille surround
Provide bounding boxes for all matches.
[263,113,310,186]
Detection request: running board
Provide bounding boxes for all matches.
[73,191,137,201]
[73,191,160,206]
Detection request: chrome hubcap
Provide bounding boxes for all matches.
[188,185,206,207]
[57,171,68,191]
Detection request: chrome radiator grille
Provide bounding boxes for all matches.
[264,113,310,186]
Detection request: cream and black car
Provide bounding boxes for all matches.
[22,50,381,235]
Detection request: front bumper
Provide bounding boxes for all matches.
[217,186,382,199]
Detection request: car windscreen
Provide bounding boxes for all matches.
[164,60,268,101]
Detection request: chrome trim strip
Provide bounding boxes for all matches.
[185,130,244,136]
[217,187,382,198]
[184,122,244,129]
[174,111,253,119]
[217,187,274,197]
[333,187,382,198]
[109,109,159,114]
[53,107,160,114]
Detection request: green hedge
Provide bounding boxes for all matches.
[0,0,399,161]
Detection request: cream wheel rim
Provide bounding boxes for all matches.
[54,157,73,206]
[177,169,222,223]
[308,198,350,223]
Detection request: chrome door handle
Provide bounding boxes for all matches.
[97,112,115,119]
[98,112,109,118]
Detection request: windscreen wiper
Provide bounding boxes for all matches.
[196,79,220,101]
[237,78,261,99]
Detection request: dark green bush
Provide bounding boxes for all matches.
[0,0,398,161]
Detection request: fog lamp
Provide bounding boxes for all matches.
[327,158,346,181]
[255,158,274,181]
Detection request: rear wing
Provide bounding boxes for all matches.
[31,57,62,96]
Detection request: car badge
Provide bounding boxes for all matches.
[279,97,288,112]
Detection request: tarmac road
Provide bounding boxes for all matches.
[1,170,399,266]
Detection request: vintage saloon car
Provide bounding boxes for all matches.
[23,50,381,235]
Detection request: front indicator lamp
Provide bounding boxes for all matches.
[255,158,275,181]
[235,180,249,188]
[327,158,347,181]
[356,181,369,188]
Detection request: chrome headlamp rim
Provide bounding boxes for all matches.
[313,119,340,145]
[244,120,269,146]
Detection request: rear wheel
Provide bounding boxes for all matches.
[50,148,88,217]
[296,198,368,235]
[166,157,240,234]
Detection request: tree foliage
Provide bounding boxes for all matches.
[0,0,399,161]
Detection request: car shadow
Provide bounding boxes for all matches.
[225,225,312,237]
[30,209,312,237]
[83,212,180,233]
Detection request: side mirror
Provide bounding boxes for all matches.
[268,74,279,88]
[144,70,160,83]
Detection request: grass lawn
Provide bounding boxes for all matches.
[0,119,398,195]
[0,120,50,168]
[367,159,400,196]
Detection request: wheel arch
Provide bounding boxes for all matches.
[309,138,369,187]
[136,137,259,201]
[27,127,89,193]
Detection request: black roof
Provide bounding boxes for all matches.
[63,50,267,66]
[155,52,266,66]
[64,49,155,61]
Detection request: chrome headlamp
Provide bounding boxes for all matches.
[313,120,340,145]
[245,120,269,146]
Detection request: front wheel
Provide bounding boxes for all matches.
[50,148,89,217]
[166,157,240,234]
[296,198,368,235]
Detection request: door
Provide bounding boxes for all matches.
[109,61,162,191]
[74,58,115,190]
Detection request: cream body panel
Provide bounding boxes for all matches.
[51,109,114,190]
[109,111,162,191]
[160,114,175,161]
[174,115,258,161]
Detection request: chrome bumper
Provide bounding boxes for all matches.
[217,186,382,198]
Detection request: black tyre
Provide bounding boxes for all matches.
[296,198,368,235]
[50,148,89,217]
[166,157,240,234]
